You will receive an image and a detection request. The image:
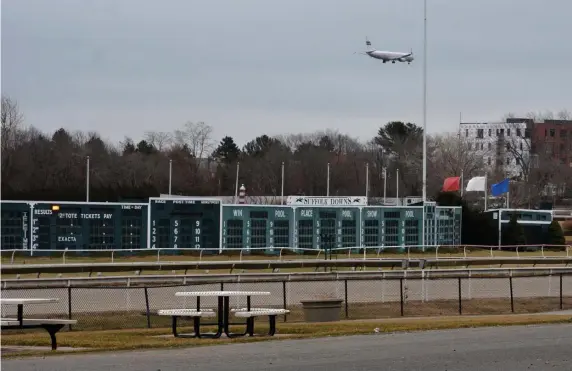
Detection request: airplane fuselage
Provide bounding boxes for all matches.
[367,50,414,63]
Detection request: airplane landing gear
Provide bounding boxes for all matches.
[392,61,396,64]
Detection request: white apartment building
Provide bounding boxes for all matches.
[459,119,531,179]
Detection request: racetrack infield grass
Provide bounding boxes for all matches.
[2,314,571,359]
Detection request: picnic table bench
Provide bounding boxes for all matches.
[1,298,77,350]
[158,291,289,338]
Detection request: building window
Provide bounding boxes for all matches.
[507,129,511,136]
[520,142,523,150]
[465,129,469,137]
[488,129,492,136]
[516,128,522,137]
[561,130,567,138]
[506,157,510,165]
[488,143,492,150]
[550,128,555,137]
[524,129,531,138]
[468,143,472,150]
[477,129,484,138]
[488,157,491,165]
[481,143,484,150]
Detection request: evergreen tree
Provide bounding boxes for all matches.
[212,136,240,164]
[502,213,526,246]
[547,220,566,246]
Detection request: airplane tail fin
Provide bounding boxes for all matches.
[365,37,374,52]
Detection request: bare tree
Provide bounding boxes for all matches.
[1,96,26,180]
[557,109,571,120]
[427,133,487,194]
[173,121,215,159]
[1,95,24,153]
[144,131,173,151]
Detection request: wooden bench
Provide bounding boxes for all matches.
[233,308,290,336]
[157,309,216,338]
[1,318,77,350]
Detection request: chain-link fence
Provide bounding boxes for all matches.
[1,274,571,331]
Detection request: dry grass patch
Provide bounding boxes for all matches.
[2,313,570,359]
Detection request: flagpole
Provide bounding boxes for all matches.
[234,162,240,203]
[281,162,285,205]
[326,162,330,196]
[365,163,369,198]
[460,170,464,197]
[506,174,510,209]
[396,168,399,205]
[383,167,387,204]
[484,174,488,211]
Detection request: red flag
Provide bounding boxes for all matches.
[442,177,460,192]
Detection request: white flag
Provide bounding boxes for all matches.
[466,176,486,192]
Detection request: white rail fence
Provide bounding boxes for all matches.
[1,244,571,265]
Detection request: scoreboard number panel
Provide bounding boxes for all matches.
[29,202,148,250]
[294,207,359,250]
[0,202,31,250]
[361,207,422,248]
[149,198,221,251]
[222,206,293,252]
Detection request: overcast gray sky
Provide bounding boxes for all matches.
[2,0,571,146]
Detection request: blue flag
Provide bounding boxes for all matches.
[491,178,509,196]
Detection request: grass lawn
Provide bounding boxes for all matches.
[2,314,571,359]
[3,296,570,332]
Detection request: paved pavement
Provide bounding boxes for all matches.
[3,323,571,370]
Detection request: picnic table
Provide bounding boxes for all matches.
[1,297,77,350]
[158,291,289,338]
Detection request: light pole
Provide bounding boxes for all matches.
[422,0,427,203]
[421,0,428,250]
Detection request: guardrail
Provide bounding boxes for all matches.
[2,257,571,277]
[2,244,571,264]
[3,267,572,289]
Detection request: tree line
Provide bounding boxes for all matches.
[2,95,571,210]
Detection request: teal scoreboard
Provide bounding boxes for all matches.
[148,197,221,250]
[2,198,462,252]
[0,201,148,250]
[293,207,360,250]
[361,207,423,247]
[1,202,30,250]
[222,206,293,251]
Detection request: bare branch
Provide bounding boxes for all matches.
[173,121,215,159]
[144,131,173,151]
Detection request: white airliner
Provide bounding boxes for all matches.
[355,37,414,64]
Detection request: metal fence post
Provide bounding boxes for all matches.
[509,276,514,313]
[560,274,563,310]
[144,287,151,328]
[344,279,349,319]
[67,286,73,331]
[400,278,404,317]
[282,281,288,322]
[458,277,462,315]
